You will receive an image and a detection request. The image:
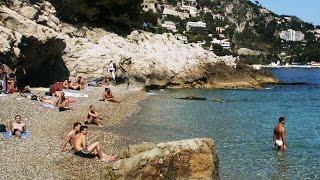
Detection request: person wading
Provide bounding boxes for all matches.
[273,117,287,151]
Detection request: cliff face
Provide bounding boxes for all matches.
[101,138,219,180]
[0,0,277,88]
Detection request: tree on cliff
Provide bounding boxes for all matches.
[49,0,143,34]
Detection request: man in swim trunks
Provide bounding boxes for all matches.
[60,122,82,152]
[85,105,103,127]
[273,117,287,151]
[72,126,117,162]
[100,88,120,103]
[7,115,26,138]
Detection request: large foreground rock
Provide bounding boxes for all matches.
[101,138,219,180]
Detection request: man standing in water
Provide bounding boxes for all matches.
[273,117,287,151]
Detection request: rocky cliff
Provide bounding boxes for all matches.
[0,0,277,88]
[101,138,219,180]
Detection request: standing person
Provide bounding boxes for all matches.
[273,117,287,151]
[60,122,82,152]
[72,125,117,162]
[108,61,116,82]
[0,64,8,93]
[13,63,27,92]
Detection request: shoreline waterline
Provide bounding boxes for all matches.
[0,85,148,179]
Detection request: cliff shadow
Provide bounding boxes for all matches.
[26,55,69,87]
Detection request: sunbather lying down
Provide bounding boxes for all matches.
[40,91,73,111]
[6,115,28,138]
[72,126,117,162]
[63,76,87,90]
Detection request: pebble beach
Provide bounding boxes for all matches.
[0,84,147,179]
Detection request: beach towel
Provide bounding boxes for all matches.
[63,90,88,98]
[2,131,30,139]
[41,103,56,109]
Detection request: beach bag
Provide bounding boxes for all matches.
[0,124,6,132]
[50,82,64,94]
[31,95,38,101]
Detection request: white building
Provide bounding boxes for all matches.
[141,0,157,13]
[211,38,231,49]
[180,4,199,17]
[279,29,305,41]
[186,21,206,31]
[182,0,197,7]
[175,34,188,43]
[162,21,178,32]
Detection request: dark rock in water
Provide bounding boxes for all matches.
[278,82,310,85]
[101,138,219,180]
[178,96,207,101]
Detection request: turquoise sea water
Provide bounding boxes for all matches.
[115,68,320,179]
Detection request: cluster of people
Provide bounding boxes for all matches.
[63,76,87,90]
[60,122,117,162]
[40,91,73,111]
[0,62,127,162]
[0,64,27,94]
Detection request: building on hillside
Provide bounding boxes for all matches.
[216,27,226,33]
[312,29,320,40]
[179,5,199,17]
[212,14,224,20]
[279,29,305,41]
[142,0,157,13]
[175,34,188,43]
[163,5,178,16]
[186,21,206,32]
[182,0,197,7]
[162,21,178,32]
[211,38,231,49]
[163,5,190,19]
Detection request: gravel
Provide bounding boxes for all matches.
[0,84,147,179]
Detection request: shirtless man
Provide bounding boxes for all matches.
[57,92,73,111]
[60,122,82,152]
[101,88,120,103]
[7,115,26,138]
[72,126,117,162]
[77,76,87,90]
[85,105,103,127]
[273,117,287,151]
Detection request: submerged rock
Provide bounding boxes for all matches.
[178,96,207,101]
[101,138,219,180]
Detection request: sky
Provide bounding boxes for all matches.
[251,0,320,25]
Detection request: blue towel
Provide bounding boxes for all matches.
[42,103,56,109]
[2,131,30,139]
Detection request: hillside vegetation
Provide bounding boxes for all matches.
[6,0,320,64]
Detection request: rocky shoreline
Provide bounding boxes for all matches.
[0,85,147,179]
[0,0,278,90]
